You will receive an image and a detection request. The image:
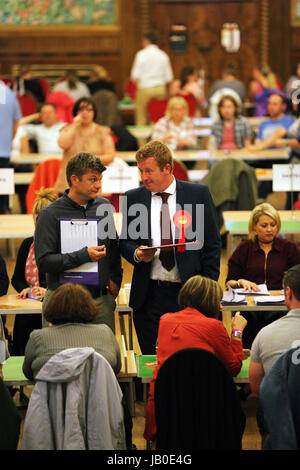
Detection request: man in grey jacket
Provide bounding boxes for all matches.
[34,152,122,332]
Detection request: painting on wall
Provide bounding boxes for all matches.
[0,0,117,27]
[291,0,300,26]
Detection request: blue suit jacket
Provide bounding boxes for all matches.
[120,179,221,310]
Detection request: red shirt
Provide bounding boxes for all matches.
[143,307,243,441]
[220,123,238,150]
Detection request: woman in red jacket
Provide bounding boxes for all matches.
[144,275,247,442]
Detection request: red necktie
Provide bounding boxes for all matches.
[157,192,175,271]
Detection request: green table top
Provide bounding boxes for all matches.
[2,356,33,385]
[225,219,300,234]
[137,354,250,381]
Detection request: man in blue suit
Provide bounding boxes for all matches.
[120,141,221,354]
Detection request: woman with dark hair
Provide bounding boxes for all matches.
[143,275,247,442]
[22,282,121,381]
[210,95,252,150]
[169,65,206,114]
[54,97,115,194]
[52,69,91,101]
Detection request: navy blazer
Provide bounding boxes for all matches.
[120,179,221,310]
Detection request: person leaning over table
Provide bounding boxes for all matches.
[11,187,58,356]
[143,275,247,443]
[226,202,300,349]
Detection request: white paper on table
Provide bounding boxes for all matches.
[60,219,98,275]
[254,295,285,305]
[222,285,247,304]
[234,283,270,296]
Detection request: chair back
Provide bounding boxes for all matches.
[178,93,198,117]
[25,158,61,213]
[154,348,245,450]
[147,98,168,123]
[16,94,37,116]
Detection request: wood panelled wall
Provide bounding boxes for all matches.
[0,0,298,98]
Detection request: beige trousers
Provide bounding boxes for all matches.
[135,84,167,126]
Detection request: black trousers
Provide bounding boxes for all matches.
[0,158,10,213]
[133,280,182,355]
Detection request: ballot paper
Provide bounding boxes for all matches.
[254,295,285,306]
[59,218,99,285]
[221,285,247,305]
[234,283,270,296]
[101,166,139,193]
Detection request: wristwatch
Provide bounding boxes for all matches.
[232,329,243,339]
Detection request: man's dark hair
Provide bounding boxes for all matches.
[66,152,106,186]
[72,97,97,120]
[144,31,158,45]
[283,264,300,301]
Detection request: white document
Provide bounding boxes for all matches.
[222,285,247,304]
[254,295,285,305]
[273,164,300,192]
[0,168,14,195]
[60,219,98,283]
[101,166,139,193]
[234,283,270,296]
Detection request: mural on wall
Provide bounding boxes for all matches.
[0,0,116,26]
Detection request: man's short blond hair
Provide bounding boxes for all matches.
[135,140,174,172]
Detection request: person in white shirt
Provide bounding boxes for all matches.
[52,69,91,102]
[21,103,64,154]
[130,32,174,126]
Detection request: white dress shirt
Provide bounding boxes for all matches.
[131,44,174,89]
[150,177,181,283]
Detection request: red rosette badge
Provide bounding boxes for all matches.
[173,210,192,252]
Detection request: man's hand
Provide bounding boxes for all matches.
[88,245,106,262]
[108,280,120,298]
[136,245,157,263]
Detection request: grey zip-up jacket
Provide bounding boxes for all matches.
[21,347,126,450]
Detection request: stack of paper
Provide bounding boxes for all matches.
[254,295,285,306]
[234,284,270,296]
[222,286,247,305]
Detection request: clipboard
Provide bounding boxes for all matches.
[59,218,100,285]
[140,241,200,250]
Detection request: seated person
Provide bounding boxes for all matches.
[151,96,197,151]
[23,282,121,380]
[226,202,300,348]
[52,69,91,102]
[88,65,115,95]
[12,65,45,104]
[169,65,206,114]
[248,93,294,198]
[250,94,294,150]
[11,188,58,355]
[55,97,115,195]
[21,103,65,154]
[208,63,246,103]
[144,274,247,443]
[248,64,282,117]
[249,264,300,447]
[210,95,252,150]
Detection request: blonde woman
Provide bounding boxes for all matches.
[151,96,197,151]
[144,275,247,442]
[226,202,300,347]
[11,187,58,355]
